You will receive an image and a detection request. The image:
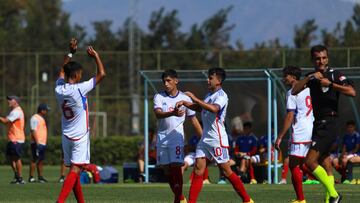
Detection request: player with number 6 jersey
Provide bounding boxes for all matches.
[55,38,106,203]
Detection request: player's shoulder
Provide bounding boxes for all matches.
[154,91,167,99]
[178,91,190,99]
[213,88,228,99]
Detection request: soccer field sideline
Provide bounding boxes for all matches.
[0,166,359,203]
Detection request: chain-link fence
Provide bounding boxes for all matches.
[1,48,360,137]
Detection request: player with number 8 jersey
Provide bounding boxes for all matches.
[55,38,106,203]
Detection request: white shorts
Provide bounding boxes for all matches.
[346,153,359,159]
[196,143,229,164]
[62,133,90,166]
[184,152,196,166]
[289,143,310,158]
[251,154,261,163]
[156,145,184,165]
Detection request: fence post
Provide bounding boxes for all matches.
[218,51,223,67]
[157,50,161,70]
[347,48,351,67]
[282,49,286,67]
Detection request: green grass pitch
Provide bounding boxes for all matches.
[0,166,359,202]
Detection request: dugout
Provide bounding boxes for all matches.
[140,68,360,184]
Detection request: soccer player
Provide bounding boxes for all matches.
[339,120,360,184]
[55,38,106,203]
[292,45,356,203]
[153,69,202,203]
[176,67,253,203]
[235,122,258,184]
[0,95,26,184]
[275,66,314,203]
[29,103,50,183]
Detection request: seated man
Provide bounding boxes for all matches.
[340,120,360,184]
[234,122,258,184]
[253,131,275,183]
[137,128,157,183]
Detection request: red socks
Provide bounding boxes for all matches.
[227,172,251,202]
[203,167,209,180]
[291,166,304,201]
[189,174,203,203]
[57,171,79,203]
[73,174,85,203]
[282,163,289,180]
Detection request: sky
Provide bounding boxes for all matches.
[62,0,360,49]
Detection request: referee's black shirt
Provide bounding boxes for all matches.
[306,68,352,120]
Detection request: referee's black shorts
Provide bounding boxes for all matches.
[310,116,339,156]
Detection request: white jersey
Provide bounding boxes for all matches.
[55,77,96,140]
[200,89,229,147]
[154,91,195,147]
[286,87,314,143]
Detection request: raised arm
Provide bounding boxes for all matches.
[319,78,356,97]
[59,38,77,79]
[185,92,219,113]
[292,76,310,95]
[87,46,106,85]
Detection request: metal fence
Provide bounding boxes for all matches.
[1,47,360,137]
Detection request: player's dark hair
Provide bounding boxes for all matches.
[208,67,226,84]
[161,69,178,81]
[243,122,252,128]
[310,45,328,59]
[282,66,302,80]
[346,120,356,126]
[63,61,83,79]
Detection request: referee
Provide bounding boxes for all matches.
[292,45,356,203]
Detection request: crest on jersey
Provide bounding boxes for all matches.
[321,87,329,93]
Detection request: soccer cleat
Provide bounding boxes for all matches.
[357,179,360,184]
[244,198,254,203]
[350,179,357,184]
[217,179,227,184]
[28,176,36,183]
[58,176,65,183]
[279,179,287,184]
[250,179,257,184]
[10,178,18,184]
[17,177,26,184]
[38,176,48,183]
[329,193,342,203]
[180,197,187,203]
[291,200,306,203]
[342,179,350,184]
[203,179,211,184]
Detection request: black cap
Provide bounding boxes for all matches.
[37,103,50,112]
[7,95,20,104]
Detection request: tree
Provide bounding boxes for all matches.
[88,20,118,50]
[293,19,318,48]
[24,0,77,50]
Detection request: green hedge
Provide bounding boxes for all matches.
[0,136,143,165]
